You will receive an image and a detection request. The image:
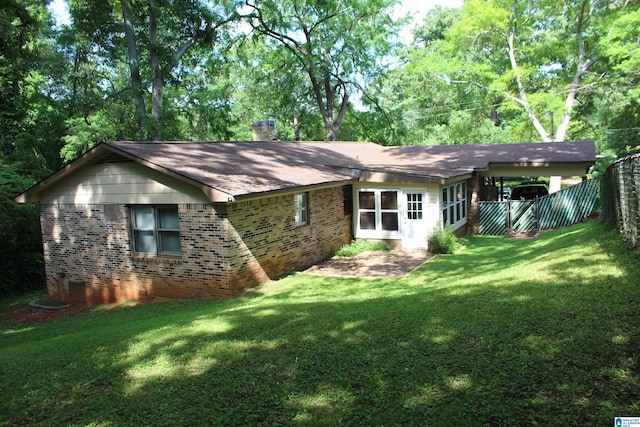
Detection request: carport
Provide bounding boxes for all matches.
[466,142,598,235]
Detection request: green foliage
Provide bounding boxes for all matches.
[61,114,119,162]
[1,222,638,425]
[377,0,630,146]
[0,164,44,296]
[0,2,56,298]
[335,239,389,257]
[589,155,617,178]
[226,39,325,141]
[61,0,241,142]
[428,223,461,254]
[604,9,640,78]
[0,1,66,171]
[412,5,460,47]
[247,0,402,140]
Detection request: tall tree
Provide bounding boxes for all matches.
[245,0,400,141]
[124,0,240,140]
[594,5,640,156]
[0,0,66,171]
[68,0,240,141]
[368,6,511,146]
[0,0,67,295]
[396,0,625,190]
[436,0,613,145]
[227,38,324,141]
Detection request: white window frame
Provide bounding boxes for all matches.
[294,193,308,226]
[441,181,467,229]
[356,188,401,238]
[406,192,424,220]
[131,205,181,256]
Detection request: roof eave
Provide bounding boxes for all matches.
[103,144,240,203]
[359,169,472,185]
[230,178,359,203]
[480,161,595,177]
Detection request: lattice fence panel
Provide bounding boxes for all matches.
[478,201,507,235]
[478,179,599,236]
[538,178,600,230]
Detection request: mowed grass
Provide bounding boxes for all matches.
[1,221,639,426]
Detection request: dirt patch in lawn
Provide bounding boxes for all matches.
[6,303,84,324]
[304,250,433,279]
[5,297,173,325]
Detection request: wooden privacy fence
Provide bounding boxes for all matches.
[601,154,640,248]
[478,178,600,236]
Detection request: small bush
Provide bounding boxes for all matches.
[336,240,389,257]
[429,224,461,254]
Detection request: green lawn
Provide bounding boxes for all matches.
[1,221,639,426]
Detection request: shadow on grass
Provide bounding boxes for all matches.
[1,221,639,426]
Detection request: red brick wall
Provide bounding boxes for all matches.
[224,186,352,287]
[467,174,481,235]
[39,186,352,304]
[40,203,239,303]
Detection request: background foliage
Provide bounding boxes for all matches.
[2,0,640,295]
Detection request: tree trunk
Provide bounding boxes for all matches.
[292,116,300,141]
[121,0,147,140]
[149,0,162,141]
[507,31,549,142]
[325,118,338,141]
[318,79,349,141]
[490,104,498,126]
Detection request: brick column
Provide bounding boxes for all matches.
[468,173,481,234]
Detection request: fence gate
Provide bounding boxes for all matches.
[508,200,538,234]
[478,178,599,236]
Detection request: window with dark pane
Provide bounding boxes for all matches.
[359,212,376,230]
[441,181,468,226]
[381,191,397,209]
[382,212,399,231]
[131,205,181,256]
[357,189,399,233]
[359,191,375,209]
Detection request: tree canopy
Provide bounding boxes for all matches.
[245,0,400,140]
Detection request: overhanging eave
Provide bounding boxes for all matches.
[479,162,594,177]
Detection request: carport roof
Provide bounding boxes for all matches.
[381,140,596,171]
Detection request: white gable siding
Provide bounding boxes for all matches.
[40,162,209,205]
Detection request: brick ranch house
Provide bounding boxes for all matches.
[16,140,595,304]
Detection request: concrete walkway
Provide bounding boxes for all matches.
[304,250,433,279]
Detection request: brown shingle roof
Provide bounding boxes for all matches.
[381,140,597,170]
[105,141,381,199]
[16,140,596,203]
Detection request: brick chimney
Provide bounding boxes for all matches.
[252,120,276,141]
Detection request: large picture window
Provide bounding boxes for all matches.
[131,205,181,256]
[357,189,399,233]
[442,182,467,226]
